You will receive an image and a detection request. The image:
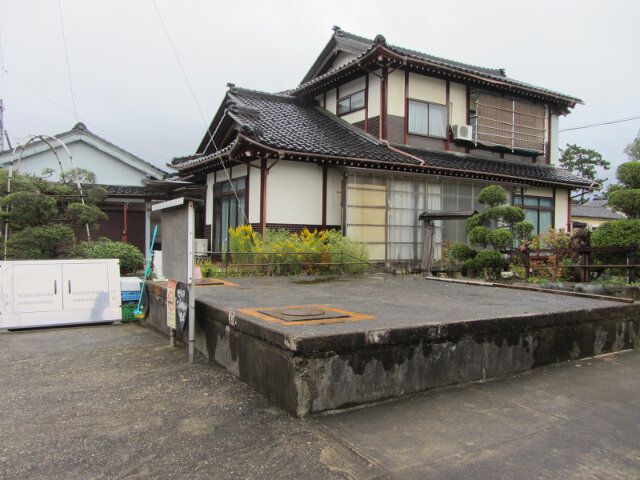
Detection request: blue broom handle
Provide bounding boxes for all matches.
[136,225,158,313]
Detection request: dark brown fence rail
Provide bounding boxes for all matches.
[511,246,639,283]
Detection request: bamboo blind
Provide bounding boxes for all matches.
[476,93,546,152]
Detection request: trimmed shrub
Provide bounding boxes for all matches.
[450,243,473,262]
[608,189,640,218]
[474,249,506,279]
[590,220,640,248]
[478,185,507,207]
[591,219,640,265]
[64,203,109,228]
[616,161,640,189]
[76,238,145,274]
[486,229,514,250]
[468,226,490,247]
[465,215,481,234]
[501,206,526,226]
[513,221,534,241]
[0,191,58,229]
[6,225,75,259]
[461,258,477,277]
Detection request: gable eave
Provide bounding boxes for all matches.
[0,128,166,179]
[292,43,582,110]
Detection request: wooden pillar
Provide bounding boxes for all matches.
[322,166,327,229]
[380,66,388,140]
[260,157,267,235]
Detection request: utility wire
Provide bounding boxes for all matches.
[150,0,248,225]
[559,116,640,132]
[2,68,166,163]
[57,0,79,122]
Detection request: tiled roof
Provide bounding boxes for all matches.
[572,201,625,220]
[334,29,506,79]
[173,88,594,189]
[293,30,581,106]
[396,146,595,188]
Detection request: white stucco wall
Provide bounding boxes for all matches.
[525,186,554,197]
[248,165,261,224]
[450,82,467,126]
[231,164,247,179]
[325,88,337,115]
[387,70,405,117]
[266,160,323,224]
[5,140,149,186]
[368,72,381,119]
[408,73,446,105]
[555,188,570,231]
[339,76,366,98]
[332,51,357,70]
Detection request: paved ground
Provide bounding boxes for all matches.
[188,274,630,348]
[2,322,640,479]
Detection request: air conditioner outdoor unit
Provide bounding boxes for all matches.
[451,124,474,142]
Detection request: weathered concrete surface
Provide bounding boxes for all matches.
[2,324,640,479]
[0,324,376,480]
[144,274,640,416]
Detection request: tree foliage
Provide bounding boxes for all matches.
[616,161,640,189]
[478,185,508,207]
[559,144,610,203]
[624,130,640,163]
[608,188,640,219]
[452,185,533,279]
[0,170,110,260]
[75,238,145,274]
[607,161,640,218]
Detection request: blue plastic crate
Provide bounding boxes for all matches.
[121,290,141,302]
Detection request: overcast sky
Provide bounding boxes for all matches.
[0,0,638,186]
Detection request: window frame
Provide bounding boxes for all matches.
[337,89,366,116]
[212,176,248,251]
[407,99,448,139]
[513,194,555,234]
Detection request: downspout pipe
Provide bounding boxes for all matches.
[380,139,425,166]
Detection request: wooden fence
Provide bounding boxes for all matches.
[515,246,639,283]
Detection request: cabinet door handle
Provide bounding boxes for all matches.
[68,280,71,294]
[54,280,57,294]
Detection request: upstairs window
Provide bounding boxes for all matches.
[408,100,447,138]
[337,90,365,115]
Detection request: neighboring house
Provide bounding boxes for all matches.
[571,199,625,229]
[0,122,168,255]
[170,27,595,262]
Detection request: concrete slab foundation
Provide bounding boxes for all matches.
[144,274,640,416]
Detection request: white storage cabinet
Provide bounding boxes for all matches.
[0,259,122,329]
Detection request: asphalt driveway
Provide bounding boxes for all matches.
[2,323,640,479]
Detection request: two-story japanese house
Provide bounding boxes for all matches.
[170,27,595,262]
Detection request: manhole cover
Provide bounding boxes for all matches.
[280,306,326,317]
[259,306,351,322]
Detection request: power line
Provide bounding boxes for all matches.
[57,0,79,122]
[151,0,248,225]
[559,116,640,132]
[2,69,166,162]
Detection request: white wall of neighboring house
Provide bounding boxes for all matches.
[0,133,163,186]
[11,142,148,185]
